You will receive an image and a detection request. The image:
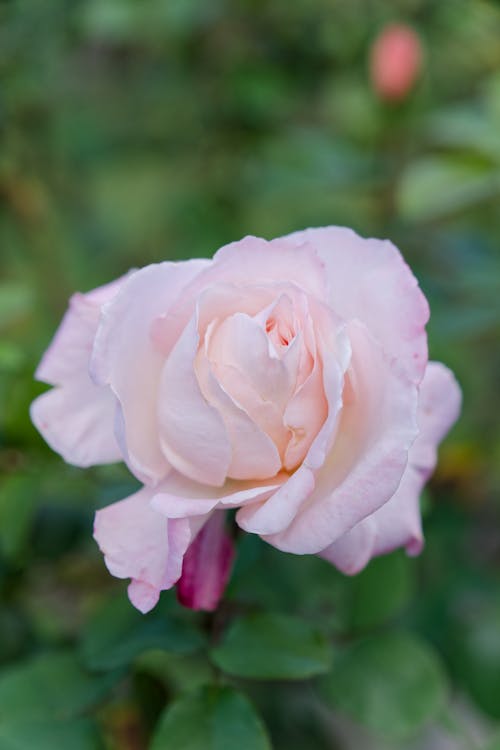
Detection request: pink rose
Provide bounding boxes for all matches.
[31,227,461,613]
[370,24,423,101]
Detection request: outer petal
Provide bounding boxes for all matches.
[31,280,124,467]
[94,485,170,613]
[263,321,419,554]
[91,259,209,485]
[319,516,377,575]
[206,235,328,300]
[370,360,461,557]
[176,511,235,611]
[151,472,282,519]
[283,226,429,384]
[319,361,461,572]
[93,482,213,613]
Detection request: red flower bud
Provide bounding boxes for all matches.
[370,24,423,101]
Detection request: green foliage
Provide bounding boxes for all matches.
[348,550,414,631]
[321,632,448,740]
[447,591,500,719]
[0,719,100,750]
[150,686,271,750]
[0,651,116,749]
[0,651,117,721]
[211,613,333,680]
[81,594,205,671]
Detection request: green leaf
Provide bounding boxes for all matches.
[397,157,500,221]
[0,282,33,332]
[0,651,117,723]
[150,685,271,750]
[0,719,99,750]
[80,594,205,671]
[321,632,447,740]
[450,595,500,718]
[0,475,38,561]
[211,613,332,680]
[349,551,414,631]
[483,734,500,750]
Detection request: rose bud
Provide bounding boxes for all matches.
[31,227,460,613]
[370,23,423,101]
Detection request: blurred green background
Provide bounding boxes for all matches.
[1,0,500,748]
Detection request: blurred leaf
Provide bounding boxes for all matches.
[0,608,30,665]
[0,282,33,332]
[484,734,500,750]
[426,108,500,162]
[0,475,38,561]
[0,342,25,372]
[211,613,332,680]
[321,631,448,740]
[150,685,271,750]
[449,594,500,719]
[349,551,414,631]
[0,651,116,722]
[80,594,205,671]
[398,157,500,221]
[0,718,99,750]
[136,650,213,693]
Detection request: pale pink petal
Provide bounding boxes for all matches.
[90,260,209,485]
[165,516,208,587]
[408,361,462,475]
[263,321,419,554]
[195,350,282,480]
[151,473,282,519]
[94,481,215,613]
[319,516,377,575]
[236,466,316,535]
[283,356,328,471]
[318,361,461,570]
[209,235,328,300]
[31,280,124,467]
[208,312,296,412]
[237,323,349,536]
[128,581,161,614]
[158,314,231,486]
[283,226,429,384]
[176,512,235,611]
[31,383,120,467]
[94,485,170,613]
[369,360,461,557]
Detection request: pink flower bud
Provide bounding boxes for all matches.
[370,24,423,101]
[176,512,235,612]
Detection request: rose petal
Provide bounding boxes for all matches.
[318,361,461,570]
[208,312,296,412]
[283,226,429,384]
[94,485,171,613]
[319,516,377,575]
[236,322,350,536]
[91,259,209,485]
[263,320,419,553]
[31,281,124,467]
[158,313,232,486]
[196,350,282,480]
[151,473,282,519]
[368,360,461,557]
[31,383,120,468]
[210,235,328,300]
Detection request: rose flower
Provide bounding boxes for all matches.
[31,227,461,612]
